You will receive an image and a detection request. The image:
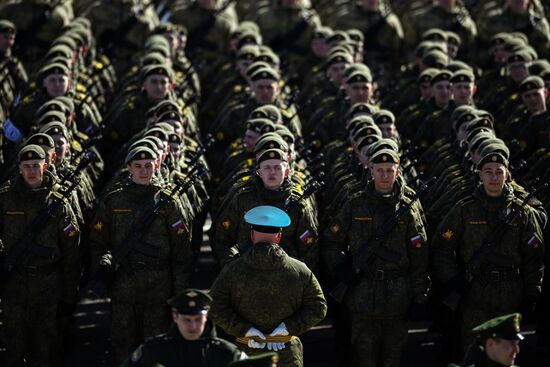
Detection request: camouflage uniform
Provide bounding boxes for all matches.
[321,179,429,367]
[0,171,80,366]
[209,242,327,367]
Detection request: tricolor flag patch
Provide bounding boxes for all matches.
[528,236,541,249]
[410,235,423,248]
[171,219,187,234]
[63,223,77,237]
[300,230,314,244]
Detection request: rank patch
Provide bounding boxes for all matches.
[300,230,314,244]
[63,223,77,237]
[94,220,104,231]
[330,224,340,234]
[441,229,454,241]
[222,219,232,231]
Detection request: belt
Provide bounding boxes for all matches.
[480,268,520,282]
[132,261,166,272]
[363,268,407,281]
[235,335,296,345]
[19,263,59,276]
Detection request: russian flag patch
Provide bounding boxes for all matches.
[63,223,77,237]
[300,230,314,244]
[171,219,187,234]
[528,236,541,249]
[410,235,423,248]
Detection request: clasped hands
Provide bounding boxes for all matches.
[245,322,289,351]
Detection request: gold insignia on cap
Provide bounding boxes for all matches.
[38,137,44,144]
[27,152,33,158]
[358,105,365,111]
[382,155,388,162]
[140,152,146,159]
[262,72,267,78]
[492,155,497,162]
[188,300,196,307]
[269,151,276,158]
[186,291,198,298]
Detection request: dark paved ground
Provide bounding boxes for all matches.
[64,221,550,366]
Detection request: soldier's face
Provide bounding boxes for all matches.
[379,123,396,139]
[198,0,217,9]
[0,30,15,50]
[52,134,69,165]
[311,39,329,58]
[486,338,520,366]
[433,81,452,106]
[361,0,380,10]
[345,82,373,104]
[446,43,459,59]
[173,312,208,341]
[370,163,400,194]
[252,80,279,104]
[456,122,471,141]
[508,62,530,83]
[143,75,172,102]
[521,88,547,114]
[127,159,156,185]
[19,159,48,188]
[244,130,261,153]
[258,159,289,190]
[508,0,530,13]
[451,82,476,106]
[327,63,349,86]
[493,46,509,64]
[480,163,509,197]
[43,74,70,97]
[169,142,182,158]
[419,82,433,100]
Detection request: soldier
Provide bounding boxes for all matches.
[451,313,524,367]
[0,20,27,99]
[213,148,319,272]
[89,146,194,364]
[121,289,245,366]
[322,148,429,367]
[209,205,327,367]
[331,0,405,74]
[432,151,544,350]
[0,144,81,366]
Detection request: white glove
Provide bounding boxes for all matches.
[267,342,285,351]
[268,322,289,351]
[245,327,266,349]
[270,322,289,336]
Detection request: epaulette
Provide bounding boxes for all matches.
[93,60,104,70]
[233,84,243,93]
[131,65,139,74]
[209,337,238,352]
[510,93,519,101]
[312,65,320,73]
[76,83,87,93]
[0,182,13,194]
[221,62,232,71]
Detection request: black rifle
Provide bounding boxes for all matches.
[185,0,236,57]
[0,178,81,292]
[284,179,324,215]
[330,177,436,303]
[443,182,549,311]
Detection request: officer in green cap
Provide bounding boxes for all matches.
[432,151,544,351]
[121,288,245,366]
[210,205,327,367]
[451,313,524,367]
[0,143,81,366]
[89,145,194,364]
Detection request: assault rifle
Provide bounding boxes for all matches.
[330,177,436,303]
[443,182,549,311]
